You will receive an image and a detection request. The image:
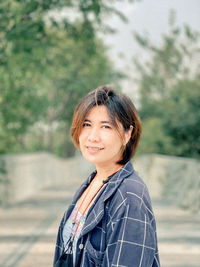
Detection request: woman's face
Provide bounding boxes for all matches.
[79,105,131,169]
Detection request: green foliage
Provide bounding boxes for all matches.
[137,117,173,155]
[0,158,8,205]
[0,158,7,183]
[163,79,200,157]
[134,11,200,158]
[0,0,130,156]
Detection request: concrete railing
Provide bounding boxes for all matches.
[0,153,93,205]
[1,153,199,211]
[134,154,200,212]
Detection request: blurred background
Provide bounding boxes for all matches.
[0,0,200,266]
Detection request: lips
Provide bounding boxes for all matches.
[86,146,104,152]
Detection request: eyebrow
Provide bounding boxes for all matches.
[84,119,112,124]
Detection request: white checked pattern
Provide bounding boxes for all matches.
[54,161,160,267]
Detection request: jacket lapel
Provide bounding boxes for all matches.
[61,171,97,227]
[81,161,134,237]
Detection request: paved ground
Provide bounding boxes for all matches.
[0,178,200,267]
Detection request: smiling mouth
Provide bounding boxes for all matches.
[86,146,104,151]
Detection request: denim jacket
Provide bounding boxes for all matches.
[54,161,160,267]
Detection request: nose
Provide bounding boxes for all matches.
[88,127,100,142]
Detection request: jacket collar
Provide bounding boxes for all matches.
[80,160,134,236]
[60,171,96,225]
[61,161,134,234]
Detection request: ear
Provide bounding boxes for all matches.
[124,125,133,145]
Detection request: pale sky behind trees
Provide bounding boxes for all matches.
[102,0,200,96]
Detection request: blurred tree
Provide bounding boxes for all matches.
[0,0,132,155]
[163,79,200,157]
[138,117,173,155]
[133,11,200,158]
[31,27,119,157]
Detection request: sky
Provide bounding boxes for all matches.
[102,0,200,96]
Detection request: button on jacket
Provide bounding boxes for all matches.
[54,161,160,267]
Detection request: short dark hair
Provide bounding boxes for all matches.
[71,85,142,165]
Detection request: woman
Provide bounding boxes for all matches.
[54,86,160,267]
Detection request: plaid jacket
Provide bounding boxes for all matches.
[54,161,160,267]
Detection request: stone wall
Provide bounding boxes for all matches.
[134,154,200,212]
[0,153,93,205]
[1,153,199,211]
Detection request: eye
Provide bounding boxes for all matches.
[83,122,91,127]
[102,125,111,129]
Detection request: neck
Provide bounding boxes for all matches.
[95,163,122,183]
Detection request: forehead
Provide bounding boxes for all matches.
[85,105,124,131]
[85,105,111,121]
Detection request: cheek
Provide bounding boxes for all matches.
[78,133,84,149]
[79,130,86,142]
[78,130,90,150]
[109,134,123,150]
[115,136,125,153]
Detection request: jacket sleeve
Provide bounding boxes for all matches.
[103,194,159,267]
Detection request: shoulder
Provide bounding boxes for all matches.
[123,169,151,206]
[109,166,154,220]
